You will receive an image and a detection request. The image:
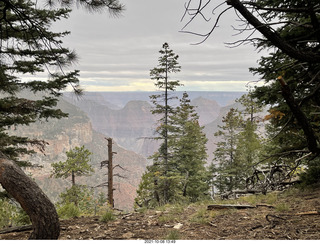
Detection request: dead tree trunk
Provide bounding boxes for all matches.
[0,156,60,239]
[107,138,114,207]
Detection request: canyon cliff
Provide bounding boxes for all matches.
[8,91,245,210]
[62,92,239,158]
[10,96,148,211]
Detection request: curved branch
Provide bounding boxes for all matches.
[180,6,233,45]
[226,0,320,63]
[181,0,213,30]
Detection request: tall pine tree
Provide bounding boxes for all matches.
[136,92,210,207]
[149,42,182,204]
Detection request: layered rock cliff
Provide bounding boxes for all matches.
[63,93,225,158]
[9,97,148,211]
[63,96,160,158]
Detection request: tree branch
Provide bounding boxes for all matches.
[277,76,320,154]
[226,0,320,63]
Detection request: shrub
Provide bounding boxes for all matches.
[0,199,15,228]
[100,210,115,223]
[299,164,320,186]
[15,208,31,226]
[57,203,81,219]
[275,203,289,212]
[165,230,180,240]
[0,198,31,228]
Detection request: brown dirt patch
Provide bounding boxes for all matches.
[1,187,320,240]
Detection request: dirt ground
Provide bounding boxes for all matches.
[1,186,320,240]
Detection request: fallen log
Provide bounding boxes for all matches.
[207,204,255,210]
[256,204,275,208]
[295,211,320,216]
[0,225,32,234]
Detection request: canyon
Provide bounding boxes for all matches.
[11,91,244,210]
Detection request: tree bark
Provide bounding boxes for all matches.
[107,137,114,207]
[0,155,60,239]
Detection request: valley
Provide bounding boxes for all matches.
[12,91,246,211]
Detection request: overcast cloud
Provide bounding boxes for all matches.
[48,0,264,92]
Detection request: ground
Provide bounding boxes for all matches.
[1,186,320,240]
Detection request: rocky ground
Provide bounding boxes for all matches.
[1,186,320,240]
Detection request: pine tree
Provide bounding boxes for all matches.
[212,108,243,192]
[169,92,209,202]
[149,42,182,204]
[51,146,94,206]
[234,93,264,188]
[0,0,124,239]
[212,94,266,194]
[136,92,210,207]
[0,0,81,165]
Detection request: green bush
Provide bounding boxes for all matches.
[15,208,31,226]
[99,209,115,223]
[0,199,15,228]
[57,203,81,219]
[58,185,95,215]
[300,164,320,186]
[165,230,180,240]
[0,198,31,228]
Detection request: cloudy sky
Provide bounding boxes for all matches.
[51,0,264,92]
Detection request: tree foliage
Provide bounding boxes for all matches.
[212,108,243,192]
[51,146,93,183]
[169,92,209,201]
[0,0,80,165]
[51,145,94,205]
[181,0,320,184]
[148,42,183,204]
[0,0,124,164]
[136,91,210,207]
[0,0,124,239]
[211,94,264,194]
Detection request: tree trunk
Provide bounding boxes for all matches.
[107,138,114,207]
[0,155,60,239]
[278,77,320,154]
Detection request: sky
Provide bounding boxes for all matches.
[48,0,265,92]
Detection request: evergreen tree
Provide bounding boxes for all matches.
[182,0,320,183]
[135,167,161,208]
[149,42,182,204]
[0,0,124,239]
[51,145,94,206]
[136,92,210,207]
[212,108,243,192]
[169,92,209,202]
[212,94,265,194]
[0,0,81,165]
[234,93,264,188]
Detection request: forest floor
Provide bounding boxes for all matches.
[1,185,320,240]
